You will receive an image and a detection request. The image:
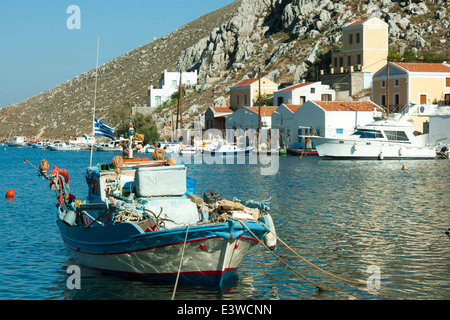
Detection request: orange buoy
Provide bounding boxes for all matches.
[6,189,15,198]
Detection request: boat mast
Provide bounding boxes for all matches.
[89,38,100,169]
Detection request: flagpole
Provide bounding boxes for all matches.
[89,38,100,169]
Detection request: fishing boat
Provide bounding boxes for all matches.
[286,148,318,156]
[5,136,27,147]
[309,106,437,160]
[146,141,181,155]
[96,140,123,152]
[32,139,51,149]
[46,141,81,151]
[30,116,276,286]
[202,139,254,156]
[67,135,96,149]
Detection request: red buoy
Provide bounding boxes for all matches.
[6,189,15,198]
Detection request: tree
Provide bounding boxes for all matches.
[116,113,160,145]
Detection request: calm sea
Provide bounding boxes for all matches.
[0,146,449,300]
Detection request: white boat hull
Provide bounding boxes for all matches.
[311,137,436,160]
[63,236,256,284]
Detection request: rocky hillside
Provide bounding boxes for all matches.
[1,0,448,141]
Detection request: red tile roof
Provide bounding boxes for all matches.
[393,62,450,73]
[246,106,278,117]
[283,104,302,113]
[233,78,259,86]
[313,101,382,112]
[278,82,315,92]
[211,106,233,113]
[346,19,369,27]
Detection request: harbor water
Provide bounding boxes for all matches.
[0,147,449,300]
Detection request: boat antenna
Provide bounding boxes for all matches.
[89,38,100,169]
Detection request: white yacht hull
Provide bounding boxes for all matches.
[311,137,436,160]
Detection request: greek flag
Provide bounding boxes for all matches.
[94,118,114,140]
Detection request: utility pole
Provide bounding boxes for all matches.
[258,67,262,132]
[176,71,183,133]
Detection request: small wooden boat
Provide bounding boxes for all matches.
[31,116,276,286]
[287,148,318,156]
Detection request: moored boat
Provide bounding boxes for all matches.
[309,106,437,160]
[46,141,81,151]
[5,136,27,147]
[96,140,123,152]
[31,117,276,286]
[202,139,254,156]
[286,148,318,156]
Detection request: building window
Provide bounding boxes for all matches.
[310,88,315,94]
[236,95,239,105]
[339,57,343,67]
[334,58,338,67]
[277,97,283,106]
[172,80,177,88]
[394,79,399,87]
[155,96,161,106]
[381,80,386,88]
[347,56,351,67]
[336,128,344,134]
[357,54,361,65]
[446,78,450,87]
[349,34,353,45]
[244,94,247,105]
[356,33,360,43]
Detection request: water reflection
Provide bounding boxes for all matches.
[1,148,449,299]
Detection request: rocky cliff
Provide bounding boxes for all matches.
[1,0,448,140]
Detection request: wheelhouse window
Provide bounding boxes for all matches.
[384,130,409,141]
[352,129,383,139]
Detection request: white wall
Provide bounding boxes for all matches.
[226,108,271,130]
[429,114,450,146]
[148,70,198,107]
[273,82,336,106]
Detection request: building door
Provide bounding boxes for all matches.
[444,93,450,105]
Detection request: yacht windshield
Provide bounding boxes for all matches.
[384,130,409,141]
[352,129,384,139]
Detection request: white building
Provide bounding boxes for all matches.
[271,101,383,149]
[273,82,335,106]
[226,106,278,130]
[147,69,198,107]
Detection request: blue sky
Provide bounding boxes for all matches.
[0,0,235,108]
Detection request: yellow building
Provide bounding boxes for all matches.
[331,17,388,74]
[372,62,450,132]
[229,77,278,110]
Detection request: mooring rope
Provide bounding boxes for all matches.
[171,225,190,300]
[235,219,330,292]
[258,220,366,286]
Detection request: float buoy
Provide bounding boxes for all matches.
[6,189,15,198]
[402,164,408,171]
